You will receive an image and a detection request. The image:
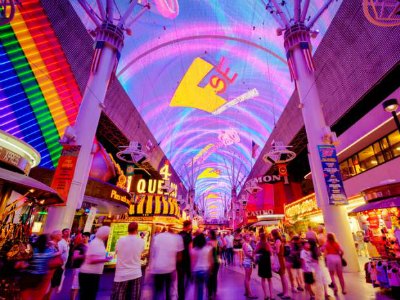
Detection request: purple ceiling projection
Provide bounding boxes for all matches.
[72,0,341,219]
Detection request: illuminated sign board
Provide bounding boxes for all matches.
[110,189,131,206]
[132,163,178,197]
[136,178,178,197]
[0,130,41,174]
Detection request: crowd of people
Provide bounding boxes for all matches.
[6,221,349,300]
[208,225,347,300]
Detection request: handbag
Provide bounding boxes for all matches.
[341,257,347,267]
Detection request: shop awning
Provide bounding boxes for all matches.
[350,197,400,213]
[249,220,280,227]
[0,168,63,205]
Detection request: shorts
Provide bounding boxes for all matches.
[51,267,64,287]
[303,272,315,284]
[243,259,252,269]
[326,254,342,273]
[71,268,80,289]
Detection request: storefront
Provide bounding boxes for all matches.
[0,130,63,291]
[105,193,182,267]
[284,193,365,236]
[0,130,63,232]
[349,182,400,258]
[244,182,302,232]
[346,182,400,291]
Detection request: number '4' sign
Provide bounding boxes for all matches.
[160,164,172,181]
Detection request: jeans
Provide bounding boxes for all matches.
[226,248,234,265]
[208,263,219,297]
[79,273,101,300]
[194,270,208,300]
[177,264,191,300]
[153,272,173,300]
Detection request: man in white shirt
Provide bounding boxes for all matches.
[149,226,184,300]
[111,222,145,300]
[225,231,234,265]
[79,226,112,300]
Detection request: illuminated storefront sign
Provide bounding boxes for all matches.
[132,163,178,197]
[110,189,131,206]
[0,130,40,174]
[136,178,178,197]
[284,194,319,221]
[246,175,282,186]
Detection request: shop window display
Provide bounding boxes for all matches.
[355,208,400,259]
[358,145,378,171]
[388,131,400,158]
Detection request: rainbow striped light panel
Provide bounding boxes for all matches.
[0,0,81,168]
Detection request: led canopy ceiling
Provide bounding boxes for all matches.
[74,0,340,219]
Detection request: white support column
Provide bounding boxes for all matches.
[289,30,359,272]
[45,24,124,232]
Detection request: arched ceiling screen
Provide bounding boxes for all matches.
[72,0,341,219]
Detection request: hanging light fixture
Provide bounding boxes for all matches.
[263,141,296,164]
[117,141,148,164]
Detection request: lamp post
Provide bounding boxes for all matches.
[383,99,400,133]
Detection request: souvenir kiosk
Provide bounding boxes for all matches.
[349,183,400,292]
[106,193,182,267]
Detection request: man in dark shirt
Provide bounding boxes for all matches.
[177,220,193,300]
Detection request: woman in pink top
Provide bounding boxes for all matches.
[324,233,346,295]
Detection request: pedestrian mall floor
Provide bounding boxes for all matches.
[52,263,395,300]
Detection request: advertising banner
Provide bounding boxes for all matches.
[317,145,348,205]
[51,145,81,203]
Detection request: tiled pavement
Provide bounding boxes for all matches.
[51,263,396,300]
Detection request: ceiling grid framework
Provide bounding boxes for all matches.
[67,0,341,218]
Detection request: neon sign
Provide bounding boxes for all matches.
[135,163,177,197]
[136,178,178,197]
[154,0,179,19]
[170,57,238,113]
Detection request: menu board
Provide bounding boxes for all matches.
[106,222,153,266]
[317,145,348,205]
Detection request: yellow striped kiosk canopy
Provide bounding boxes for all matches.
[129,194,181,218]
